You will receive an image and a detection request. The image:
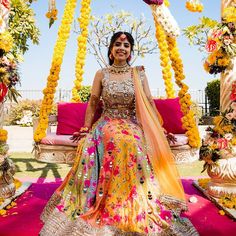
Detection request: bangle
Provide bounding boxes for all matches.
[79,126,90,133]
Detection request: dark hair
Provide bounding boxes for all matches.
[108,31,134,65]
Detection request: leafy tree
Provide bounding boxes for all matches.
[205,79,220,116]
[74,10,157,67]
[8,0,40,60]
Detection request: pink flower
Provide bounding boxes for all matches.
[113,166,120,176]
[113,214,122,222]
[84,179,90,188]
[107,141,115,151]
[136,212,146,222]
[217,138,229,149]
[160,210,172,221]
[134,134,140,140]
[89,159,95,167]
[87,146,95,155]
[122,130,129,135]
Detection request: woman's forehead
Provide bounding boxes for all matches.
[114,37,130,44]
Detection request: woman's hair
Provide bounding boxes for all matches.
[108,31,134,65]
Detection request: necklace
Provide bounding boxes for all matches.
[109,63,130,74]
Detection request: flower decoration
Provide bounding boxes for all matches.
[199,83,236,170]
[203,21,236,74]
[0,31,13,55]
[143,0,164,5]
[0,129,8,142]
[71,0,92,102]
[0,56,20,102]
[45,0,58,28]
[34,0,78,142]
[185,0,204,13]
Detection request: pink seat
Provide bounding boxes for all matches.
[41,133,78,147]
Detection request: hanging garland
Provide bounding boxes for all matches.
[34,0,77,142]
[71,0,91,102]
[45,0,58,28]
[185,0,204,13]
[167,36,201,148]
[148,0,200,148]
[153,20,175,98]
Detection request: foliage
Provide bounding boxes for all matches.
[5,100,57,126]
[183,17,218,52]
[205,79,220,116]
[77,85,91,102]
[8,0,40,60]
[74,10,157,67]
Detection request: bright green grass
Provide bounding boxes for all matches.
[10,152,207,180]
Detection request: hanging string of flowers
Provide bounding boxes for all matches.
[152,16,175,98]
[45,0,58,28]
[167,36,201,148]
[185,0,204,13]
[71,0,91,102]
[34,0,77,142]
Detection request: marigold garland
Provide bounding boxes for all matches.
[167,36,201,148]
[152,14,175,98]
[0,129,8,142]
[185,0,204,13]
[71,0,91,102]
[34,0,77,142]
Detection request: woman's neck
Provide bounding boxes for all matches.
[113,60,127,66]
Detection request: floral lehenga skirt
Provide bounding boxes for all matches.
[40,116,198,236]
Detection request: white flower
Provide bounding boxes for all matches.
[189,196,198,203]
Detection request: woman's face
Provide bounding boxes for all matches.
[111,34,131,63]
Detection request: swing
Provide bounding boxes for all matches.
[33,0,201,164]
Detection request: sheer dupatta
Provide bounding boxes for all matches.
[133,67,186,204]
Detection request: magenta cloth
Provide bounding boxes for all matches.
[0,178,235,236]
[56,102,103,135]
[154,97,186,134]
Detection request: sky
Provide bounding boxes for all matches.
[19,0,221,97]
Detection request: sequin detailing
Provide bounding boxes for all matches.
[101,68,136,119]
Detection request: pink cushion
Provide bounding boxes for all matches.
[56,102,102,135]
[41,133,78,146]
[154,98,186,134]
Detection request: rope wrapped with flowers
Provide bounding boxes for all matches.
[144,0,200,148]
[34,0,78,142]
[71,0,91,102]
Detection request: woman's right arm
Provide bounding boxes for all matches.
[83,69,103,129]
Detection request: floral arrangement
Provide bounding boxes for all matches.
[0,31,13,55]
[0,56,20,102]
[0,129,7,142]
[203,21,236,74]
[71,0,91,102]
[45,0,58,28]
[185,0,204,13]
[200,82,236,169]
[34,0,78,142]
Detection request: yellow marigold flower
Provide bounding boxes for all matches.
[219,210,225,216]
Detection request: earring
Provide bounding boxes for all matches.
[109,54,114,60]
[128,55,131,61]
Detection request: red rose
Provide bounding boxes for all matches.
[205,39,217,52]
[0,82,8,102]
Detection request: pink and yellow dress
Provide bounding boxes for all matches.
[40,68,198,235]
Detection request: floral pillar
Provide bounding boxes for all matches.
[220,0,236,112]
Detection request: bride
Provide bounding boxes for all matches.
[40,31,198,235]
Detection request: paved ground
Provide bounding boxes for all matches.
[4,125,208,153]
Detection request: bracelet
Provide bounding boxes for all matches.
[79,126,90,133]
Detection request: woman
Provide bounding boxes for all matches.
[40,32,198,235]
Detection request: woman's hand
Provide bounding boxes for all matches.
[70,127,90,142]
[166,132,177,144]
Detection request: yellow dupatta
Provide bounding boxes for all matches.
[133,67,186,203]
